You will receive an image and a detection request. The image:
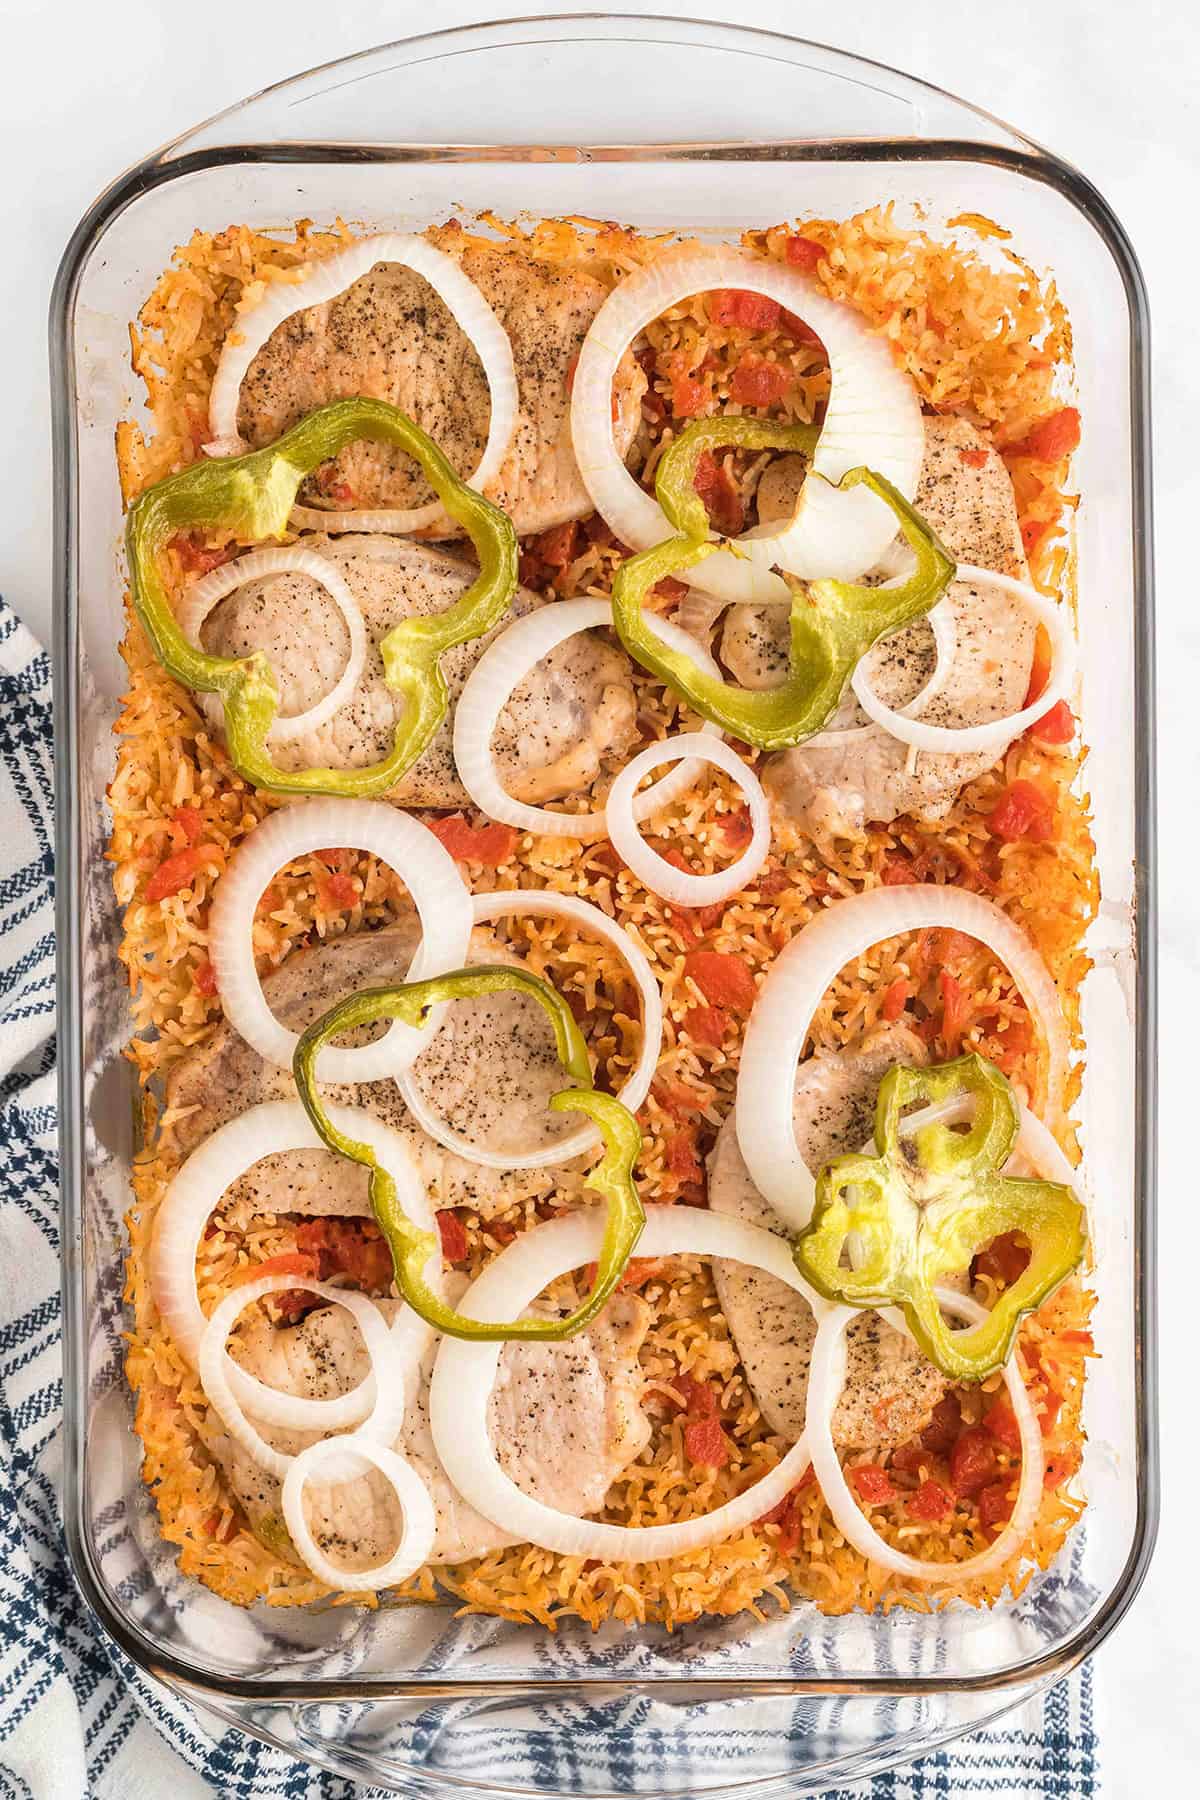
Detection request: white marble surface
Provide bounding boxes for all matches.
[3,0,1196,1792]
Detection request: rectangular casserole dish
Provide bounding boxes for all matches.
[50,17,1157,1797]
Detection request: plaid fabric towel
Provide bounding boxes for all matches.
[0,593,1100,1797]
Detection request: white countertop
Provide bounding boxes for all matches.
[3,1,1195,1793]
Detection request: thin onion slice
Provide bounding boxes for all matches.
[851,565,1077,755]
[570,243,924,601]
[149,1100,442,1431]
[806,1289,1045,1584]
[197,1273,409,1482]
[177,547,368,743]
[607,732,770,906]
[282,1434,436,1592]
[452,599,723,841]
[429,1206,831,1560]
[209,797,472,1081]
[807,598,957,750]
[395,889,663,1170]
[207,234,519,536]
[735,884,1071,1230]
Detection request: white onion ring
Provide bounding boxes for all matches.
[607,732,770,907]
[429,1206,830,1560]
[452,599,723,841]
[735,885,1070,1230]
[806,1288,1045,1584]
[149,1100,442,1431]
[207,233,519,535]
[807,598,957,750]
[197,1273,409,1482]
[209,798,472,1082]
[282,1434,436,1592]
[395,889,663,1170]
[570,244,924,601]
[851,565,1077,755]
[177,548,368,744]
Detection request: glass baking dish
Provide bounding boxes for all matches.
[49,16,1158,1797]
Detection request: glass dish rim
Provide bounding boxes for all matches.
[49,10,1159,1709]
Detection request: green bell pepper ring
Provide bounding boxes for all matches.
[793,1053,1086,1382]
[610,437,955,752]
[126,397,518,798]
[292,966,646,1341]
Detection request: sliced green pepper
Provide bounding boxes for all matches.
[610,424,955,750]
[793,1054,1086,1382]
[126,398,518,797]
[292,966,646,1341]
[654,416,819,541]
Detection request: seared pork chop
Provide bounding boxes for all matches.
[199,535,637,807]
[168,925,587,1220]
[720,418,1034,837]
[236,229,645,538]
[201,1290,651,1568]
[709,1023,950,1450]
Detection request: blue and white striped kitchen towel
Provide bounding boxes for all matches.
[0,591,1100,1798]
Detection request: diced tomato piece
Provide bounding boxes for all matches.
[653,574,690,602]
[234,1250,319,1287]
[675,1372,719,1417]
[1023,629,1053,707]
[1021,518,1051,558]
[489,1219,518,1247]
[730,359,792,407]
[756,866,791,898]
[314,847,354,873]
[1030,698,1075,745]
[687,1003,727,1047]
[939,972,968,1055]
[983,1398,1023,1455]
[518,551,547,587]
[716,806,753,852]
[784,235,825,271]
[172,805,204,844]
[987,779,1056,844]
[425,812,519,867]
[710,288,782,331]
[973,1230,1031,1288]
[692,450,745,537]
[170,531,235,575]
[618,1257,665,1291]
[319,871,359,910]
[959,446,989,469]
[684,1415,729,1468]
[849,1464,896,1505]
[193,958,218,998]
[436,1209,469,1265]
[908,1479,953,1522]
[651,1078,703,1120]
[665,1130,703,1186]
[921,1393,963,1454]
[881,854,915,886]
[979,1479,1017,1531]
[669,366,708,419]
[684,950,757,1013]
[882,977,909,1023]
[531,520,582,570]
[1009,407,1081,463]
[1060,1329,1095,1348]
[758,1470,816,1551]
[144,844,223,903]
[890,1443,928,1476]
[950,1427,998,1499]
[1042,1444,1082,1491]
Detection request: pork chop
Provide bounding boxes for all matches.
[199,535,637,807]
[201,1289,651,1569]
[235,229,645,538]
[720,418,1035,838]
[709,1023,950,1450]
[168,924,588,1220]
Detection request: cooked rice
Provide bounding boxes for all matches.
[114,208,1096,1626]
